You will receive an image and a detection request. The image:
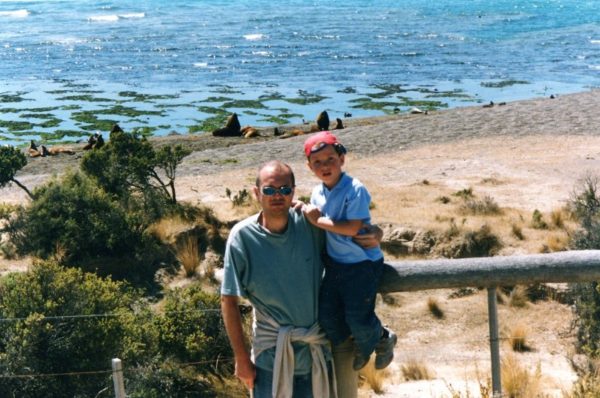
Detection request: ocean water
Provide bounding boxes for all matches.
[0,0,599,145]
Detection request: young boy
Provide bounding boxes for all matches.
[302,131,397,371]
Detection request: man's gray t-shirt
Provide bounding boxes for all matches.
[221,209,324,374]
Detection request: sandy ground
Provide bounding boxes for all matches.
[2,89,600,395]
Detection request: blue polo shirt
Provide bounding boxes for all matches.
[310,172,383,264]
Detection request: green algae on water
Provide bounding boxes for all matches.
[118,91,179,102]
[57,95,113,102]
[222,99,266,109]
[480,80,529,88]
[0,120,35,131]
[203,96,234,103]
[0,93,27,103]
[284,90,327,105]
[188,114,229,133]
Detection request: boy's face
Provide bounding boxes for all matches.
[307,144,345,189]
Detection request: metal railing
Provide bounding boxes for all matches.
[334,250,600,398]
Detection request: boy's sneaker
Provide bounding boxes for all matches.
[352,349,370,371]
[374,328,397,370]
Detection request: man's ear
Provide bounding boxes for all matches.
[253,186,260,201]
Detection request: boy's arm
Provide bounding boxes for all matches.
[303,204,363,236]
[221,295,255,390]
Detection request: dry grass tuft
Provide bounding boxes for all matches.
[550,208,566,229]
[401,358,433,381]
[508,323,532,352]
[359,358,389,394]
[531,209,548,229]
[541,233,569,253]
[176,236,201,277]
[459,195,502,216]
[501,354,542,397]
[427,297,445,319]
[511,223,525,240]
[508,286,529,308]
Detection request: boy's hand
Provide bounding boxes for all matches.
[234,355,256,390]
[291,199,306,213]
[352,224,383,248]
[302,204,321,225]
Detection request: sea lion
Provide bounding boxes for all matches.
[212,113,242,137]
[83,134,96,150]
[316,111,329,131]
[333,118,344,130]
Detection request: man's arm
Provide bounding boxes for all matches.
[221,295,255,390]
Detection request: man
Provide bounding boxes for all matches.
[221,160,381,397]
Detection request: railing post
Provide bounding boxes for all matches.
[112,358,126,398]
[487,288,502,397]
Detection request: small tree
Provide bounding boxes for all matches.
[0,146,33,199]
[81,130,191,207]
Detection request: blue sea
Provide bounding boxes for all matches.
[1,0,599,145]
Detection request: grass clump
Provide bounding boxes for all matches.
[501,354,542,397]
[359,359,389,394]
[453,187,474,200]
[175,236,200,277]
[508,323,532,352]
[511,223,525,240]
[530,209,548,229]
[401,359,433,381]
[508,286,529,308]
[226,188,252,207]
[427,297,445,319]
[459,195,502,215]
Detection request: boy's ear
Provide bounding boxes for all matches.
[306,159,314,172]
[340,153,345,166]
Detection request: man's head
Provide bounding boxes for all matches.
[304,131,346,189]
[254,160,295,218]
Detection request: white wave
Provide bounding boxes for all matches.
[87,13,144,22]
[591,40,600,45]
[0,9,29,18]
[193,62,208,68]
[589,65,600,70]
[88,14,119,22]
[47,36,87,45]
[252,51,271,56]
[119,12,145,19]
[244,33,266,41]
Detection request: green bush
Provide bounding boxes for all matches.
[157,284,233,375]
[568,175,600,357]
[7,171,169,284]
[0,145,33,199]
[0,261,148,397]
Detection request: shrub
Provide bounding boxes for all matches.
[156,284,233,376]
[568,175,600,357]
[0,261,150,397]
[508,324,532,352]
[437,224,502,258]
[7,171,168,283]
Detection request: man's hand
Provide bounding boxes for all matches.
[235,354,256,390]
[352,223,383,249]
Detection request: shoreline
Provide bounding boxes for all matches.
[3,89,600,215]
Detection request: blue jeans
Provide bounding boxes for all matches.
[318,257,384,358]
[253,367,313,398]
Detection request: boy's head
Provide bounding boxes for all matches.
[304,131,347,188]
[303,131,347,158]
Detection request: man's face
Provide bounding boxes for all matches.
[254,165,295,217]
[307,144,345,189]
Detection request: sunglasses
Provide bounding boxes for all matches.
[261,185,293,196]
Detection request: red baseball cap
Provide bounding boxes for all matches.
[304,131,342,157]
